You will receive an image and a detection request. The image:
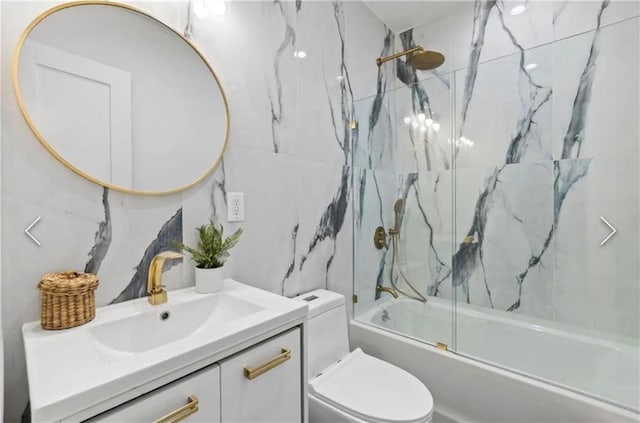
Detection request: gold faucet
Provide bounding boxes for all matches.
[376,285,399,299]
[148,251,183,305]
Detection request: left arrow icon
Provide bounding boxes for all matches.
[25,216,42,246]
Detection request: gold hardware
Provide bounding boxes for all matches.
[376,45,445,71]
[153,395,199,423]
[350,120,358,129]
[376,46,425,66]
[12,1,231,196]
[376,285,399,299]
[373,226,388,250]
[352,294,358,304]
[463,235,474,244]
[389,198,403,236]
[436,342,448,351]
[244,348,291,380]
[148,251,183,305]
[383,199,428,303]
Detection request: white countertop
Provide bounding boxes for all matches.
[23,279,308,422]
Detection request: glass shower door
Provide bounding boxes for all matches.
[451,19,640,411]
[353,72,455,350]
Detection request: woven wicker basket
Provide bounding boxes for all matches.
[37,271,99,330]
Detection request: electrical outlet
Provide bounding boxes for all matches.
[227,192,245,222]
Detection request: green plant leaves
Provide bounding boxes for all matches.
[173,220,243,269]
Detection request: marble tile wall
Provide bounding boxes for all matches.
[354,0,640,342]
[1,1,390,421]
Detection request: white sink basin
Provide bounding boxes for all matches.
[22,279,308,422]
[89,293,262,359]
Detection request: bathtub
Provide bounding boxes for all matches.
[350,296,640,423]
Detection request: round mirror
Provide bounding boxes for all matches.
[13,2,229,195]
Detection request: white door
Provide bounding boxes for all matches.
[20,39,132,187]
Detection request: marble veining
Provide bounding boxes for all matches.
[553,1,569,25]
[298,2,355,288]
[269,0,298,153]
[210,159,228,219]
[458,0,497,143]
[397,30,444,172]
[355,28,394,229]
[299,167,350,281]
[183,0,194,39]
[451,1,600,307]
[507,158,590,311]
[561,0,609,159]
[366,29,394,168]
[508,0,608,311]
[281,222,300,295]
[84,188,112,274]
[2,1,391,420]
[495,5,553,164]
[111,209,183,303]
[400,173,451,297]
[446,0,555,303]
[370,0,632,325]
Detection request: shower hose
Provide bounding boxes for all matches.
[389,229,427,303]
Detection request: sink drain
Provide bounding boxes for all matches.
[159,311,171,321]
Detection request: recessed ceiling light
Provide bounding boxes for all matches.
[525,63,538,70]
[294,50,307,59]
[510,5,526,16]
[210,0,227,16]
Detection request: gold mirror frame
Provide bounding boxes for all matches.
[12,1,231,196]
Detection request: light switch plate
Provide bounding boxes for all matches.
[227,192,244,222]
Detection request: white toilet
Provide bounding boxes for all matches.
[295,289,434,423]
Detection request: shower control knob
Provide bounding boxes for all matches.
[373,226,388,250]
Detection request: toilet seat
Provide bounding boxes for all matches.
[309,348,433,423]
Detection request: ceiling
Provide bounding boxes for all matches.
[362,1,467,33]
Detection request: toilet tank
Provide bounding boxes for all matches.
[294,290,349,378]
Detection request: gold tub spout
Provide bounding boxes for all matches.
[148,251,183,305]
[376,285,399,299]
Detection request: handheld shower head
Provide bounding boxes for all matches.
[389,199,404,235]
[394,198,404,215]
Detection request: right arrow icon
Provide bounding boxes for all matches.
[600,216,617,246]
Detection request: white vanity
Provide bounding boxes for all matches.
[22,280,308,422]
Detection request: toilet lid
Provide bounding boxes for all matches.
[309,348,433,423]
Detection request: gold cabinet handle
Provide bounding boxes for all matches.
[244,348,291,380]
[154,395,199,423]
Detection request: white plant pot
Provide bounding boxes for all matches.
[195,267,224,293]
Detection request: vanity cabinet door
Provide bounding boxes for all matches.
[220,328,302,422]
[86,364,221,422]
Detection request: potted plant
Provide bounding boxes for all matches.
[175,220,243,293]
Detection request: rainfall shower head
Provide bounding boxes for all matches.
[406,49,445,70]
[376,46,445,71]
